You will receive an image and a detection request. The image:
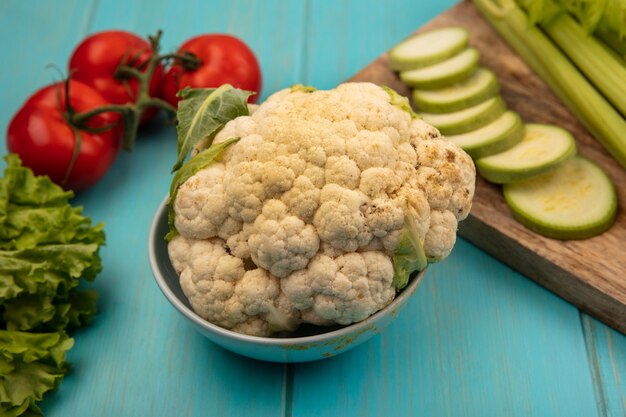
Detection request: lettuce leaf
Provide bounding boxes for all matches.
[0,289,97,332]
[0,331,73,416]
[0,155,105,415]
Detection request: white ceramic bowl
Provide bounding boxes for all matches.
[148,198,425,363]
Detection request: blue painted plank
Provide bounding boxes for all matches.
[88,0,306,101]
[583,316,626,417]
[0,0,97,142]
[1,1,623,417]
[38,128,287,417]
[302,0,461,87]
[290,1,603,416]
[0,0,307,416]
[291,241,600,417]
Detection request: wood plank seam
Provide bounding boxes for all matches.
[282,364,295,417]
[299,0,312,85]
[582,316,610,417]
[84,0,100,34]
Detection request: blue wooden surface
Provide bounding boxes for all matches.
[1,1,624,416]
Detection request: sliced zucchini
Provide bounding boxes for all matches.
[446,111,524,159]
[504,157,617,239]
[421,96,506,135]
[389,27,469,71]
[412,68,500,113]
[476,124,577,184]
[400,48,479,89]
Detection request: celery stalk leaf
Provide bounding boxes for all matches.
[600,0,626,39]
[558,0,606,32]
[392,214,427,290]
[520,0,562,25]
[473,0,626,169]
[172,85,252,173]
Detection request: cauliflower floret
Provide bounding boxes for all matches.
[414,137,475,220]
[261,160,296,197]
[280,175,321,222]
[169,235,300,336]
[248,200,320,278]
[200,116,257,159]
[281,251,395,325]
[313,184,372,252]
[325,155,360,189]
[173,163,235,240]
[168,236,246,329]
[408,117,442,143]
[424,209,459,261]
[223,161,266,222]
[359,167,402,198]
[364,198,405,238]
[226,222,254,259]
[347,130,398,170]
[169,82,476,336]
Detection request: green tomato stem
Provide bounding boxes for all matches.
[65,30,195,152]
[160,51,202,70]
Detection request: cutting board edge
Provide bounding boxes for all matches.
[346,0,626,335]
[458,216,626,334]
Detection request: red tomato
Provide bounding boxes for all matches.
[7,81,121,191]
[69,30,163,123]
[162,34,262,106]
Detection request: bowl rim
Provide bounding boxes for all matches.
[149,197,425,346]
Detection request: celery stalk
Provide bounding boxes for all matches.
[524,6,626,117]
[595,25,626,58]
[473,0,626,169]
[557,0,606,32]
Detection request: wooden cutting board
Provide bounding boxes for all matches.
[349,0,626,334]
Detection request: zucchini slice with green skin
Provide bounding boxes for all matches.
[389,27,469,71]
[421,96,506,135]
[400,48,480,89]
[476,124,577,184]
[412,68,500,113]
[503,157,617,240]
[446,111,524,159]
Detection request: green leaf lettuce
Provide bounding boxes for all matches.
[0,155,105,415]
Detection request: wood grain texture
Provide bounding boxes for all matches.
[290,242,600,417]
[0,1,625,416]
[0,1,308,416]
[348,0,626,334]
[583,316,626,417]
[289,2,603,416]
[0,0,97,134]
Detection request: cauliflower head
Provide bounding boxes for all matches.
[168,82,475,337]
